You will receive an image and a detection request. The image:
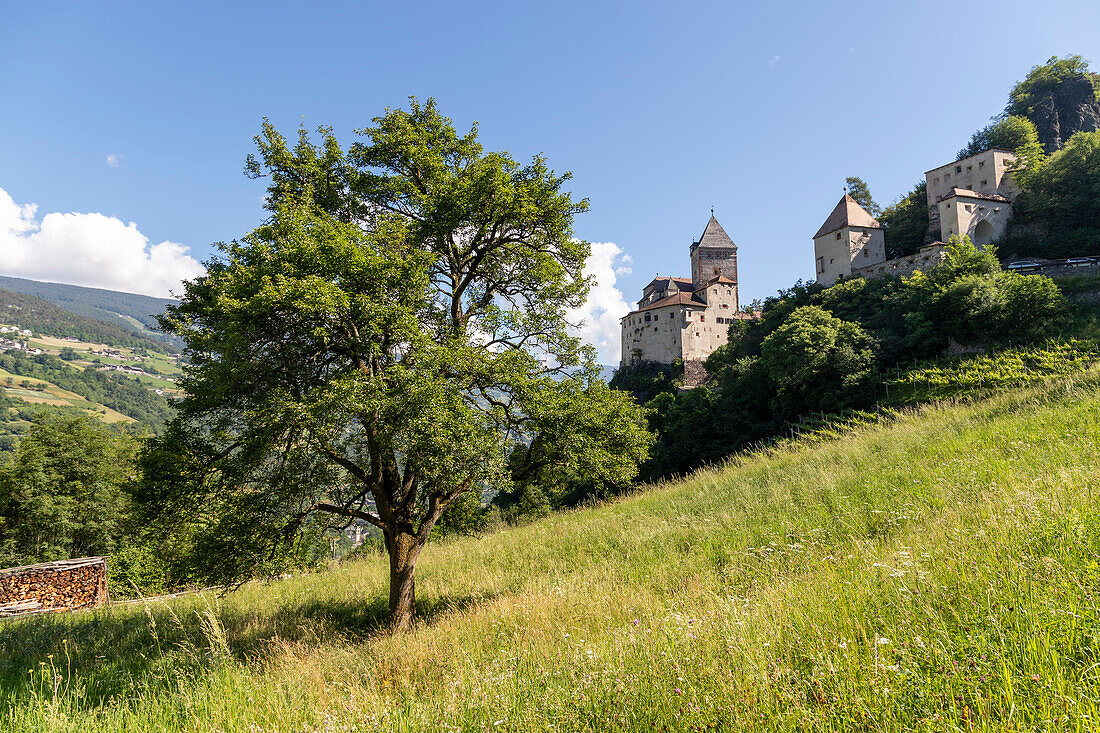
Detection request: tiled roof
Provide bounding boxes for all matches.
[693,214,737,249]
[623,291,707,317]
[697,275,737,288]
[813,195,882,239]
[643,275,695,292]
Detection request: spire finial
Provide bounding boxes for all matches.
[710,206,714,216]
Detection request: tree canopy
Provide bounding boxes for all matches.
[138,100,652,630]
[1006,130,1100,257]
[0,415,137,566]
[957,115,1041,160]
[879,181,928,260]
[845,176,881,218]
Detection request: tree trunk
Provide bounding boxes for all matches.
[387,531,418,632]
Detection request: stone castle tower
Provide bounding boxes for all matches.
[621,213,755,383]
[690,214,738,288]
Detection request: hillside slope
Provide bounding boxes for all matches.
[0,288,170,351]
[0,275,177,345]
[5,372,1100,730]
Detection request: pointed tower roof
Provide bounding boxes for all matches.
[813,195,882,239]
[693,214,737,250]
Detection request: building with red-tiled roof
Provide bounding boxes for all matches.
[620,214,755,376]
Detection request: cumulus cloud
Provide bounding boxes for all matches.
[769,55,781,66]
[567,240,633,365]
[0,187,205,298]
[106,153,123,168]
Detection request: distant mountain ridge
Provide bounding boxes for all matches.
[0,275,178,347]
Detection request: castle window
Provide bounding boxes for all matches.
[644,314,651,322]
[934,177,940,185]
[817,257,824,273]
[956,165,962,173]
[863,249,869,257]
[979,161,985,169]
[699,315,705,322]
[967,165,972,172]
[835,232,841,240]
[981,179,988,188]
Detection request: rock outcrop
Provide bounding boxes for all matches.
[1028,75,1100,153]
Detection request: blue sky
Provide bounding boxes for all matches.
[2,0,1098,361]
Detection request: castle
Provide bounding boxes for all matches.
[813,148,1020,285]
[619,214,753,377]
[618,148,1024,377]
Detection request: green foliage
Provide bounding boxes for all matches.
[759,306,877,416]
[620,237,1070,480]
[106,544,170,598]
[1006,130,1100,258]
[1007,54,1099,120]
[886,340,1099,403]
[608,360,680,404]
[6,376,1100,730]
[0,352,171,431]
[879,181,928,259]
[957,115,1041,159]
[141,101,651,627]
[844,176,880,217]
[0,415,137,566]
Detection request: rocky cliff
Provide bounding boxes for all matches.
[1028,74,1100,153]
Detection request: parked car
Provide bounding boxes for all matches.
[1006,260,1043,270]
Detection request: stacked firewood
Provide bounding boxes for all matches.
[0,557,109,617]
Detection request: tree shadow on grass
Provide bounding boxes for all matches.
[0,585,499,710]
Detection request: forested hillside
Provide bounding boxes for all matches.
[0,288,170,350]
[0,276,178,346]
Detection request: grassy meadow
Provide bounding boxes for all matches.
[5,371,1100,731]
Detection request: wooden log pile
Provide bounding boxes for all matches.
[0,557,109,617]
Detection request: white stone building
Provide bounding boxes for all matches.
[620,215,754,375]
[926,148,1018,245]
[812,194,887,286]
[813,148,1021,286]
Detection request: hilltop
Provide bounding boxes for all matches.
[4,368,1100,730]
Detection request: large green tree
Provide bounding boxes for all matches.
[0,415,137,565]
[138,100,651,630]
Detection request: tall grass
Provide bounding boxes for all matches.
[4,372,1100,730]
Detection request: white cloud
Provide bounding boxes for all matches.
[567,241,633,365]
[769,55,781,66]
[0,187,205,298]
[106,153,123,168]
